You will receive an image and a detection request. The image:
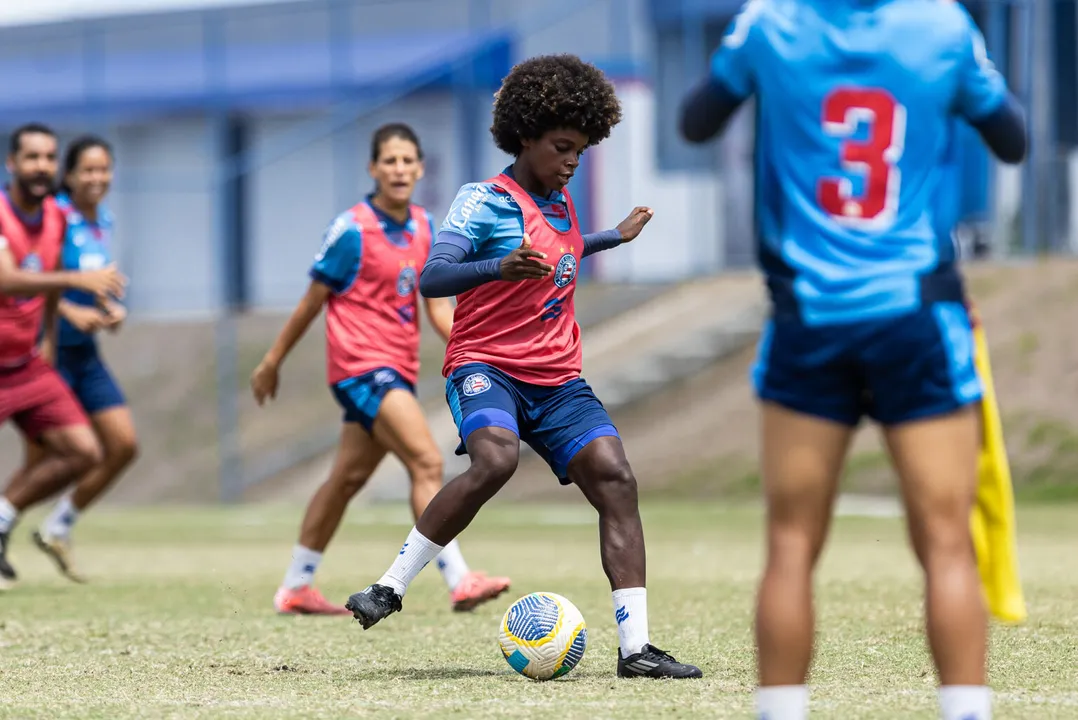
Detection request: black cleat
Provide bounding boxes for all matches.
[345,584,402,630]
[617,644,703,679]
[0,531,16,590]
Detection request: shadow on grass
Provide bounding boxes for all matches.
[350,667,509,681]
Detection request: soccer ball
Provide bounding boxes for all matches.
[498,592,587,680]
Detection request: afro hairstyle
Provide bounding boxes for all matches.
[490,54,622,157]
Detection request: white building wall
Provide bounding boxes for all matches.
[247,93,462,310]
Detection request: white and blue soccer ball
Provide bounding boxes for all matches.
[498,592,587,680]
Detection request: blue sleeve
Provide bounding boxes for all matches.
[309,214,362,294]
[969,93,1027,165]
[581,229,622,258]
[708,0,765,100]
[419,232,502,298]
[439,183,501,254]
[953,8,1007,121]
[679,77,747,144]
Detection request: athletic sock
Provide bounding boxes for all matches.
[612,587,650,658]
[435,539,470,591]
[42,491,79,540]
[376,526,443,597]
[756,685,809,720]
[939,685,991,720]
[282,545,323,590]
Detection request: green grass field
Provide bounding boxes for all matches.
[1,500,1075,719]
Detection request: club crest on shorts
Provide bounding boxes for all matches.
[462,373,492,397]
[396,266,417,297]
[373,369,395,386]
[553,252,577,288]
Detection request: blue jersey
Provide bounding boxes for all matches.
[310,194,436,295]
[710,0,1009,325]
[438,168,573,260]
[56,194,115,348]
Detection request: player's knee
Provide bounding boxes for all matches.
[470,448,518,489]
[406,450,443,487]
[766,524,819,570]
[71,435,104,471]
[107,433,139,467]
[591,458,638,504]
[918,518,975,570]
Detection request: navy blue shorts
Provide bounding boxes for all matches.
[445,362,619,484]
[752,301,983,427]
[331,367,414,433]
[56,344,126,415]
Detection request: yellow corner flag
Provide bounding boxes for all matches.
[969,307,1028,624]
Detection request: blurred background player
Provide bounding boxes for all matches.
[344,55,702,680]
[0,123,126,589]
[679,1,1027,718]
[31,135,138,583]
[250,123,510,616]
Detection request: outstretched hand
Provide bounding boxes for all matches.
[616,206,655,242]
[250,358,280,406]
[499,232,553,281]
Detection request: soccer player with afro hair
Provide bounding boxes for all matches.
[345,54,703,680]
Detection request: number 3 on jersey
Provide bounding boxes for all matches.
[817,87,907,229]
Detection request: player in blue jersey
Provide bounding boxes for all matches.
[679,2,1026,719]
[31,136,137,582]
[345,55,702,680]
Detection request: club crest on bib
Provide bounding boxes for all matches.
[397,266,417,297]
[553,252,577,289]
[462,373,492,397]
[20,253,42,272]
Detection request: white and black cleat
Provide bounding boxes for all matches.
[344,584,402,630]
[617,644,703,679]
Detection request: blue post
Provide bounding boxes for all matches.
[329,0,361,210]
[204,10,244,502]
[1014,0,1037,253]
[682,5,715,272]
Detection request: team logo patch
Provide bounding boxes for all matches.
[396,266,417,297]
[373,369,396,385]
[462,373,492,397]
[553,253,577,288]
[20,253,42,272]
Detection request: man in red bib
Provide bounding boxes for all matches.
[0,123,126,589]
[345,55,702,680]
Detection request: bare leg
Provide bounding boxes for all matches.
[566,436,645,590]
[6,425,101,512]
[297,424,386,552]
[755,403,852,687]
[884,406,985,685]
[68,407,139,511]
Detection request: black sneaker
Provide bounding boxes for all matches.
[617,644,703,679]
[0,531,17,590]
[345,584,403,630]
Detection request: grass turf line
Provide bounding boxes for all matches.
[0,501,1075,719]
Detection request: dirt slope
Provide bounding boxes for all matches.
[502,258,1078,501]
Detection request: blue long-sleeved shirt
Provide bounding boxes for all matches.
[419,171,623,297]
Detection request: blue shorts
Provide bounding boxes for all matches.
[446,362,619,484]
[331,367,414,433]
[55,344,126,415]
[752,301,983,427]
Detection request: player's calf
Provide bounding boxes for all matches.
[413,431,518,545]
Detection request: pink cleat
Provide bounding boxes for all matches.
[274,585,351,616]
[451,571,511,612]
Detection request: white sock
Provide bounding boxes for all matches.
[282,545,323,590]
[939,686,991,720]
[435,539,470,591]
[756,685,809,720]
[0,497,18,535]
[42,491,79,540]
[612,587,650,658]
[376,526,443,597]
